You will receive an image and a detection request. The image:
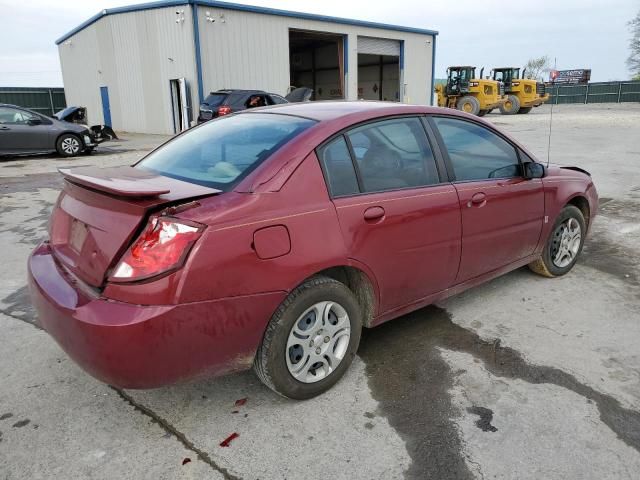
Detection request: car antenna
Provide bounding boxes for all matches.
[546,57,557,168]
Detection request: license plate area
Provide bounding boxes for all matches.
[69,218,88,253]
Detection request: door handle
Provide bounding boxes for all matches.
[0,126,10,131]
[363,206,385,221]
[467,192,487,208]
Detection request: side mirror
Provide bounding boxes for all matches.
[27,118,42,126]
[524,162,545,179]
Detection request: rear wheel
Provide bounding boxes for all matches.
[518,107,532,114]
[56,134,82,157]
[529,205,586,277]
[499,95,521,115]
[254,276,362,399]
[456,96,480,116]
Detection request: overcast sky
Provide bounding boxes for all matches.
[1,0,637,87]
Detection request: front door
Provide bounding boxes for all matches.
[317,116,462,314]
[100,86,112,127]
[0,106,52,153]
[431,116,544,283]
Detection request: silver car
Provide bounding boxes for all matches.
[0,103,97,157]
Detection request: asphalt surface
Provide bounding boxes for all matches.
[1,104,639,479]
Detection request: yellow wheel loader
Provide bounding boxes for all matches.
[491,67,550,115]
[435,66,506,116]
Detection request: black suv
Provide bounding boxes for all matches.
[197,88,312,123]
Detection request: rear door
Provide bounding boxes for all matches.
[319,116,462,314]
[430,116,544,283]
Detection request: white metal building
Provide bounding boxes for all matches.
[56,0,438,134]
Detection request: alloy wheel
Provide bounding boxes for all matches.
[61,137,80,155]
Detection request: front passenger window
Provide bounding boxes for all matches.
[433,117,521,181]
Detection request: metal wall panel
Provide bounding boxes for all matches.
[547,81,640,104]
[58,6,198,134]
[59,4,435,133]
[196,5,434,105]
[0,87,66,116]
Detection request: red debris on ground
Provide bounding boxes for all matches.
[234,398,247,407]
[182,458,191,465]
[219,432,240,447]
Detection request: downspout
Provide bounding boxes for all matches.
[399,40,405,102]
[190,0,204,104]
[430,35,437,105]
[343,34,349,99]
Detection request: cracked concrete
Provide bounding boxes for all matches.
[2,104,640,479]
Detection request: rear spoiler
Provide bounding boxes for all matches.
[59,167,171,197]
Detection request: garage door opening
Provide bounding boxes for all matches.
[357,54,400,101]
[289,30,345,100]
[357,36,401,102]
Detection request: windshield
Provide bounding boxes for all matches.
[136,113,316,191]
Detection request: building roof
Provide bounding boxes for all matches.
[55,0,438,45]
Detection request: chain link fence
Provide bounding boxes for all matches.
[0,87,67,116]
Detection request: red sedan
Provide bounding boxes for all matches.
[28,102,598,399]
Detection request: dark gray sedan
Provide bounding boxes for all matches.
[0,104,97,157]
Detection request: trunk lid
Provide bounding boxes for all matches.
[50,166,220,288]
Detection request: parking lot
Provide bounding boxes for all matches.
[1,103,639,479]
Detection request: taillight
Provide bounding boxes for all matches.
[217,105,232,116]
[109,216,205,282]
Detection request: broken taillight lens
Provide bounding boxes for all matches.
[217,105,232,116]
[109,216,204,282]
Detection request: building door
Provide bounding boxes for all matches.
[170,78,191,133]
[99,86,111,127]
[357,36,401,102]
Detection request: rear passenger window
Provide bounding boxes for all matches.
[318,137,360,197]
[433,117,521,181]
[346,117,439,193]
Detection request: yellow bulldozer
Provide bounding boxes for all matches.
[435,66,506,117]
[491,67,550,114]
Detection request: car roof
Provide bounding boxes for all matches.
[209,89,268,95]
[246,101,446,122]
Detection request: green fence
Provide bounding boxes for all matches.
[0,87,67,116]
[547,81,640,104]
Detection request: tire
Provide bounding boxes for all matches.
[456,96,481,116]
[518,107,532,114]
[254,276,363,399]
[499,94,521,115]
[528,205,586,278]
[56,134,83,157]
[478,109,488,117]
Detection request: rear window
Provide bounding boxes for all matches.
[136,113,316,190]
[202,93,228,107]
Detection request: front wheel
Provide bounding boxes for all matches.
[56,134,82,157]
[254,276,362,399]
[456,96,481,115]
[499,94,521,115]
[529,205,586,277]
